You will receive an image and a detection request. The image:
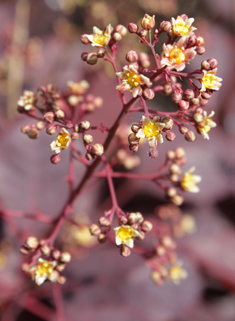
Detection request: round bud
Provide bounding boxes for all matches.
[126,50,138,63]
[55,110,65,119]
[27,128,39,139]
[85,151,95,161]
[52,249,61,260]
[129,143,139,153]
[170,164,181,174]
[71,132,79,140]
[201,60,210,70]
[97,48,106,58]
[36,121,45,130]
[50,154,61,164]
[120,244,131,257]
[179,126,188,134]
[148,148,158,159]
[172,195,184,206]
[167,150,175,160]
[139,29,148,37]
[191,98,199,106]
[152,115,161,122]
[115,24,127,36]
[90,224,101,236]
[80,34,89,44]
[197,36,204,46]
[44,111,54,123]
[21,125,30,134]
[83,134,93,144]
[60,252,71,263]
[184,89,194,100]
[79,120,90,131]
[57,276,66,284]
[87,53,98,65]
[46,125,56,135]
[178,100,189,111]
[128,23,138,33]
[160,21,172,33]
[113,32,122,42]
[40,245,50,256]
[25,236,39,249]
[175,147,185,159]
[187,34,197,46]
[196,46,205,55]
[131,124,140,133]
[98,216,111,227]
[201,91,212,100]
[208,57,218,69]
[166,131,176,141]
[162,117,174,130]
[141,220,153,232]
[128,133,137,144]
[128,212,138,224]
[92,143,104,157]
[170,174,179,182]
[143,88,155,100]
[185,130,196,142]
[141,14,155,30]
[98,233,106,244]
[119,216,128,225]
[172,92,182,104]
[81,52,88,61]
[164,83,172,95]
[167,187,177,198]
[200,98,208,106]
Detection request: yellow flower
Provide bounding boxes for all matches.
[50,128,71,154]
[136,116,165,148]
[114,225,140,248]
[168,262,187,284]
[87,24,111,47]
[30,258,57,286]
[116,65,150,98]
[181,167,201,193]
[198,111,216,140]
[201,69,222,91]
[171,15,196,37]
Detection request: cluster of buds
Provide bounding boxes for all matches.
[114,212,153,257]
[20,236,71,286]
[17,90,37,112]
[89,216,111,244]
[81,24,127,65]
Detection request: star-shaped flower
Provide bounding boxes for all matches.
[201,68,222,92]
[168,262,188,284]
[136,116,165,149]
[29,258,57,286]
[180,167,201,193]
[86,24,112,48]
[50,128,71,154]
[198,110,216,140]
[171,15,196,37]
[116,65,150,98]
[161,37,196,72]
[114,225,140,248]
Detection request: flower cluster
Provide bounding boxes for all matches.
[20,236,71,285]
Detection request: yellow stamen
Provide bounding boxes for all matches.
[57,131,70,149]
[143,121,160,138]
[35,261,54,277]
[169,48,185,64]
[181,173,195,191]
[93,34,108,46]
[126,72,140,87]
[202,73,216,89]
[173,22,190,36]
[117,226,136,242]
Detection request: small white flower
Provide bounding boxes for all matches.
[181,167,202,193]
[114,225,140,248]
[136,116,165,149]
[161,37,196,72]
[171,15,196,37]
[201,68,222,92]
[168,261,188,284]
[29,258,57,286]
[198,110,217,140]
[87,24,111,48]
[50,128,71,154]
[116,65,150,98]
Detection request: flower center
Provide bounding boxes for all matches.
[200,118,212,132]
[202,73,216,89]
[181,173,195,190]
[126,72,140,87]
[173,22,190,36]
[169,48,185,64]
[57,132,70,149]
[35,262,54,276]
[118,226,134,241]
[93,34,107,46]
[143,122,160,138]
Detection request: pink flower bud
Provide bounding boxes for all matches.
[185,131,196,142]
[148,148,158,158]
[83,134,93,144]
[85,151,95,161]
[162,117,174,130]
[167,187,177,198]
[131,124,140,133]
[175,147,185,159]
[71,132,79,140]
[172,195,184,206]
[21,125,30,134]
[98,216,111,227]
[98,233,106,244]
[27,128,39,139]
[196,46,205,55]
[201,60,210,70]
[81,52,88,61]
[92,143,104,156]
[36,121,45,130]
[25,236,39,249]
[55,110,65,119]
[184,89,195,100]
[167,150,175,160]
[115,24,127,36]
[129,142,139,153]
[119,216,128,225]
[126,50,138,63]
[60,252,71,263]
[141,220,153,232]
[197,36,204,46]
[87,53,98,65]
[193,113,204,123]
[120,244,131,257]
[179,126,188,134]
[188,34,197,46]
[166,131,176,141]
[178,100,189,111]
[44,111,54,123]
[172,92,182,104]
[90,224,101,236]
[164,84,172,95]
[80,34,89,44]
[50,154,61,164]
[160,21,172,33]
[97,48,106,58]
[208,57,218,69]
[113,32,122,41]
[143,88,155,100]
[201,91,212,100]
[46,125,56,135]
[128,23,138,33]
[141,14,155,30]
[79,120,90,131]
